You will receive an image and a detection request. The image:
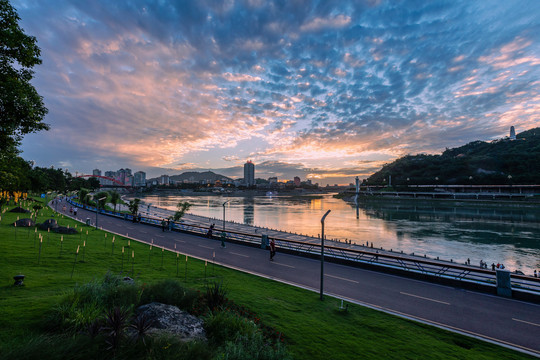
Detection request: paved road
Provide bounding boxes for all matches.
[59,201,540,357]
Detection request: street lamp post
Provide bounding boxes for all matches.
[320,209,331,301]
[222,201,230,232]
[221,201,230,248]
[95,196,107,229]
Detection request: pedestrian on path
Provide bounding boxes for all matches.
[161,219,166,232]
[73,207,77,216]
[206,223,214,238]
[269,238,276,261]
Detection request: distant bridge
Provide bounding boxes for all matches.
[345,184,540,200]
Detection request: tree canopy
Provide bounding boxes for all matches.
[1,0,49,154]
[1,0,48,194]
[367,127,540,186]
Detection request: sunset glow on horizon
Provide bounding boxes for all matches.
[16,0,540,185]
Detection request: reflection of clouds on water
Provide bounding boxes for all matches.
[137,193,540,273]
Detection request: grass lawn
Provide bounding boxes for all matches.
[0,199,535,359]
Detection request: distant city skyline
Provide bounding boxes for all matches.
[15,1,540,185]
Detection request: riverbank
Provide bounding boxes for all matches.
[339,193,540,207]
[122,192,540,275]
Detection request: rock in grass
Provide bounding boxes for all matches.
[10,207,30,213]
[39,219,59,231]
[14,218,34,227]
[136,302,206,341]
[55,226,78,234]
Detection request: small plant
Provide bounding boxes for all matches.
[220,332,292,360]
[103,307,130,352]
[86,318,102,339]
[204,310,258,347]
[204,281,228,312]
[32,204,42,222]
[138,279,198,310]
[130,313,154,345]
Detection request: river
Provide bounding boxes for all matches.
[134,192,540,274]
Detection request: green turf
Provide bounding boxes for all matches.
[0,199,535,359]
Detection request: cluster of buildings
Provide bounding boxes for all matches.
[92,161,317,189]
[92,168,146,187]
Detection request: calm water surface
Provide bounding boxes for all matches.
[138,192,540,273]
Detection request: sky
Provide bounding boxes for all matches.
[15,0,540,185]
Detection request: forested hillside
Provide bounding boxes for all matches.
[367,127,540,185]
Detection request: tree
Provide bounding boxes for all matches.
[109,191,120,212]
[1,0,49,154]
[95,191,109,209]
[128,198,140,216]
[172,201,192,222]
[87,177,101,190]
[78,188,89,206]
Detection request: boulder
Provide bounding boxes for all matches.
[10,207,30,213]
[14,218,34,227]
[40,219,59,231]
[136,302,206,341]
[55,226,78,234]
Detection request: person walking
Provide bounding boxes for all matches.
[206,223,215,238]
[269,238,276,261]
[73,207,77,217]
[161,219,166,232]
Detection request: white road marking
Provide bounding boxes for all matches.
[198,245,214,250]
[512,318,540,327]
[140,230,148,234]
[274,262,295,268]
[155,235,164,238]
[400,292,450,305]
[326,274,359,283]
[230,252,249,258]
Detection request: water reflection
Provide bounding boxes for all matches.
[243,197,254,225]
[137,193,540,272]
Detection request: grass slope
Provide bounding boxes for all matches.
[0,200,534,359]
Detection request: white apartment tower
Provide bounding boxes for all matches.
[244,160,255,187]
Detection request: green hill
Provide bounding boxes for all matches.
[367,127,540,185]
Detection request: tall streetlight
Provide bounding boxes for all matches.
[95,196,107,229]
[221,201,230,248]
[320,209,331,301]
[222,201,230,231]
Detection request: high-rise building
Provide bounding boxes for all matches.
[93,169,105,185]
[160,174,170,185]
[117,168,128,185]
[244,160,255,187]
[134,171,146,187]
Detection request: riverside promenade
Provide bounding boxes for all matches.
[57,200,540,357]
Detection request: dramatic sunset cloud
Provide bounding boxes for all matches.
[16,0,540,184]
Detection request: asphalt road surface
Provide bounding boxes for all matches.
[59,202,540,357]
